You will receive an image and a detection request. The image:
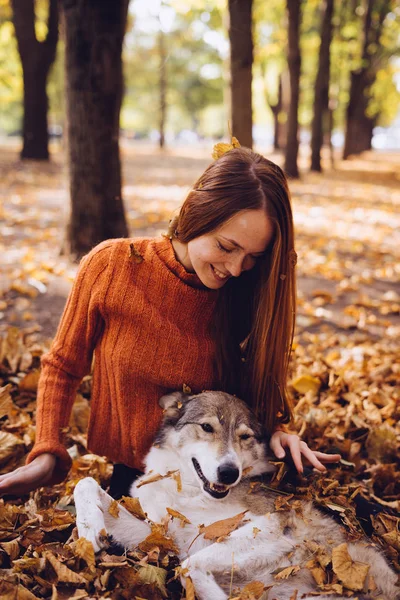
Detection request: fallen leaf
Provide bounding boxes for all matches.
[198,511,248,542]
[331,543,369,591]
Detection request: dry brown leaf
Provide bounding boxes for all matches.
[0,580,40,599]
[18,369,40,392]
[199,511,248,542]
[185,575,196,600]
[238,580,266,599]
[73,537,96,571]
[129,243,144,263]
[166,507,191,525]
[120,495,147,520]
[0,384,14,419]
[44,551,87,585]
[0,539,20,560]
[274,564,301,580]
[136,470,180,489]
[138,530,178,554]
[0,431,24,467]
[331,543,369,591]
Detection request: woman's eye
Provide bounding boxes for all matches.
[201,423,214,433]
[217,241,232,253]
[240,433,251,441]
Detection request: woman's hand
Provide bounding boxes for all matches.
[0,453,57,496]
[269,430,341,474]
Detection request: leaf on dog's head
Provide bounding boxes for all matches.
[166,507,191,525]
[198,511,248,542]
[332,543,370,591]
[108,499,120,518]
[273,564,301,580]
[120,496,147,520]
[182,383,191,394]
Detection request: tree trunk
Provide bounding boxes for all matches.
[159,26,167,149]
[284,0,302,178]
[228,0,253,148]
[11,0,59,160]
[310,0,334,172]
[264,72,283,151]
[61,0,129,259]
[343,0,390,159]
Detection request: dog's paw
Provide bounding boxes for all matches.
[76,521,107,554]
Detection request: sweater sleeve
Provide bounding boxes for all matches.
[26,239,114,484]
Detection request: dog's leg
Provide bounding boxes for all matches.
[74,477,151,553]
[182,516,294,600]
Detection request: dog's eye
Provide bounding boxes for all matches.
[240,433,252,440]
[201,423,214,433]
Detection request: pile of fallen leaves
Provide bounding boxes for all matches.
[0,322,399,599]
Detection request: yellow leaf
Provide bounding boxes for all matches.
[108,499,120,518]
[291,374,321,395]
[331,543,370,591]
[120,496,147,520]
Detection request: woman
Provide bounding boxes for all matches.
[0,147,340,496]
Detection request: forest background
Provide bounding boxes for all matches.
[0,0,400,599]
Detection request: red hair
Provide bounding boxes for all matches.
[168,147,296,433]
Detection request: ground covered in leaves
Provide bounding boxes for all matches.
[0,142,399,599]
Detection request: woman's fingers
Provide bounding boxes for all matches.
[269,433,286,459]
[313,451,341,463]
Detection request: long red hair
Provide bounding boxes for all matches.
[168,147,296,433]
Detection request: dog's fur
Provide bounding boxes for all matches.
[74,391,399,600]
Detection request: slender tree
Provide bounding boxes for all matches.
[158,17,167,149]
[11,0,59,160]
[310,0,334,172]
[284,0,302,178]
[61,0,129,258]
[343,0,391,159]
[228,0,253,148]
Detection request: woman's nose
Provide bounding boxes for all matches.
[227,255,244,277]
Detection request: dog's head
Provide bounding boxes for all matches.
[155,390,274,500]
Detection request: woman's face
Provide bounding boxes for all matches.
[186,208,274,289]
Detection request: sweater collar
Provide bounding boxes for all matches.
[153,237,217,292]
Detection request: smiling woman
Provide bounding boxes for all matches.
[0,144,340,498]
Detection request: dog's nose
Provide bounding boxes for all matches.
[218,464,240,485]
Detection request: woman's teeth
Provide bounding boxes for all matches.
[212,265,229,280]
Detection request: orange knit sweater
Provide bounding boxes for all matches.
[26,237,219,483]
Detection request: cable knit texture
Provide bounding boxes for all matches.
[26,237,219,483]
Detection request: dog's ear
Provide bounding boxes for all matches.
[159,391,190,418]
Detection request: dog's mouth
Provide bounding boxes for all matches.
[192,458,230,499]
